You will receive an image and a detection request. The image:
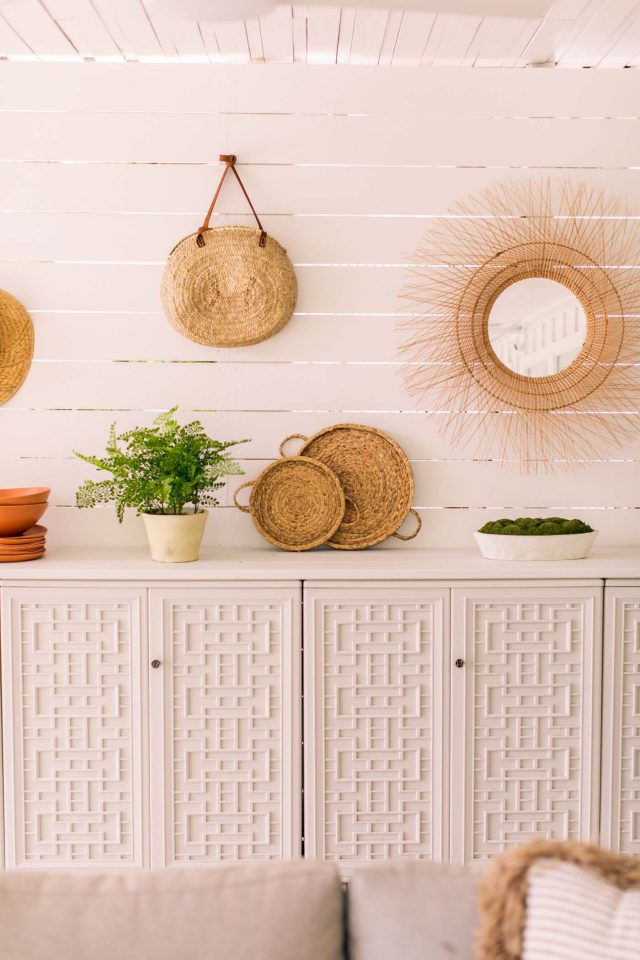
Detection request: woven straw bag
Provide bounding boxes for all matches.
[0,290,34,405]
[161,154,297,347]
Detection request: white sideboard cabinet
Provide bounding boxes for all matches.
[303,580,602,869]
[148,585,301,867]
[601,582,640,855]
[0,579,301,869]
[0,548,639,872]
[450,583,602,863]
[303,583,449,869]
[0,586,147,869]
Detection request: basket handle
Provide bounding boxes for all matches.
[233,481,253,513]
[392,508,422,542]
[196,154,267,249]
[279,433,309,458]
[341,497,360,528]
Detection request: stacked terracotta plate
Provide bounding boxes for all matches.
[0,487,49,562]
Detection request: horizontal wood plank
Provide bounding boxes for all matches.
[0,262,406,313]
[31,313,400,362]
[0,113,638,166]
[27,310,640,363]
[0,161,640,218]
[5,360,416,409]
[9,359,640,413]
[1,63,639,117]
[5,207,639,267]
[3,262,637,315]
[6,408,640,461]
[6,455,638,510]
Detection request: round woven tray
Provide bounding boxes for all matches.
[280,424,421,550]
[233,456,346,551]
[161,225,297,347]
[0,290,34,405]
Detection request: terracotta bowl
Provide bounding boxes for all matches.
[0,503,48,536]
[0,487,50,505]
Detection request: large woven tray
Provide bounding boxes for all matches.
[279,424,421,550]
[233,455,346,551]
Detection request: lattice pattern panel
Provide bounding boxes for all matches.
[169,601,284,861]
[471,600,586,859]
[14,599,138,864]
[321,601,434,863]
[615,600,640,854]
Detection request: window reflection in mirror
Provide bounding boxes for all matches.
[487,278,587,377]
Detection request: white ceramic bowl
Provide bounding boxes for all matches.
[475,529,598,561]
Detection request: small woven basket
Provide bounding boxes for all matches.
[161,155,297,347]
[280,424,421,550]
[0,290,34,405]
[234,456,346,552]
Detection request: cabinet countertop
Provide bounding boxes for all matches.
[1,546,640,581]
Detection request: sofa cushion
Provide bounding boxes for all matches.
[0,861,343,960]
[348,860,482,960]
[524,860,640,960]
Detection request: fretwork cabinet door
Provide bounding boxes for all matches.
[149,584,301,866]
[0,585,147,869]
[304,582,449,872]
[601,583,640,854]
[450,582,602,863]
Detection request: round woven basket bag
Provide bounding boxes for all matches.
[0,289,34,405]
[161,155,297,347]
[280,424,422,550]
[233,456,348,552]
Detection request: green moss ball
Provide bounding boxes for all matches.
[478,516,594,536]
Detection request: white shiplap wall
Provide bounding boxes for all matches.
[1,62,640,550]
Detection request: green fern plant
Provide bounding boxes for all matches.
[75,408,247,522]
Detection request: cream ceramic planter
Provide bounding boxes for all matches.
[475,529,598,561]
[142,510,208,563]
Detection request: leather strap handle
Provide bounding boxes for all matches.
[197,154,267,249]
[392,508,422,541]
[233,481,253,513]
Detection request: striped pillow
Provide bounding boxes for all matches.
[523,860,640,960]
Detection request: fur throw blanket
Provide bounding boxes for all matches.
[475,839,640,960]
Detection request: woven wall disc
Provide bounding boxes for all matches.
[161,225,297,347]
[280,424,421,550]
[0,290,34,405]
[233,456,345,551]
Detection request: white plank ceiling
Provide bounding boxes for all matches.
[0,0,639,66]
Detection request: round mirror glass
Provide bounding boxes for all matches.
[487,278,587,377]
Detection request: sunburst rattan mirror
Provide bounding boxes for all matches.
[399,178,640,471]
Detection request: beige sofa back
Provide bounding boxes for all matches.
[0,860,481,960]
[348,861,481,960]
[0,861,343,960]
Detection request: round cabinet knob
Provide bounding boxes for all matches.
[455,658,465,668]
[151,659,161,669]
